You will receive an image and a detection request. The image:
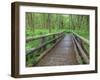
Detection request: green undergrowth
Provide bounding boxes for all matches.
[71,30,89,40]
[26,28,65,37]
[26,43,53,67]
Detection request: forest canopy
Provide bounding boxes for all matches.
[26,12,89,39]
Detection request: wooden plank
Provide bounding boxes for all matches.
[72,35,83,64]
[33,36,64,66]
[71,31,89,45]
[36,34,78,66]
[73,35,89,64]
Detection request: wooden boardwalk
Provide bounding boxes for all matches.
[36,34,78,66]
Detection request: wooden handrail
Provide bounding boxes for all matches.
[26,33,64,55]
[71,31,89,45]
[72,35,89,64]
[26,31,64,42]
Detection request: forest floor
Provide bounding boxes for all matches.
[36,34,78,66]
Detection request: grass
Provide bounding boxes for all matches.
[26,53,38,67]
[26,34,56,49]
[26,28,65,37]
[26,40,40,49]
[71,29,89,40]
[26,43,53,67]
[26,28,65,49]
[26,31,56,67]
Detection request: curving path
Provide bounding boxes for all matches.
[36,34,78,66]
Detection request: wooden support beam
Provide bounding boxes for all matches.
[33,36,64,66]
[72,35,83,64]
[71,31,89,45]
[26,33,65,55]
[72,35,89,64]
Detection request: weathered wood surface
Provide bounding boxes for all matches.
[72,31,89,45]
[72,37,82,64]
[36,34,78,66]
[72,34,89,64]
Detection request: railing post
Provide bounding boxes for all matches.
[77,37,83,46]
[40,37,46,51]
[73,34,82,47]
[52,34,56,43]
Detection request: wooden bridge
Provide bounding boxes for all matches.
[26,31,89,67]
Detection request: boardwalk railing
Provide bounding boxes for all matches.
[26,31,65,67]
[72,32,89,64]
